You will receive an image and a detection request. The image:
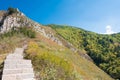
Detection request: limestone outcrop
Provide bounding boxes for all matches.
[0,8,62,46]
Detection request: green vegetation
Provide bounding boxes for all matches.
[0,26,36,79]
[18,27,36,38]
[49,24,120,79]
[0,26,36,54]
[0,27,36,54]
[7,7,18,15]
[25,41,77,80]
[24,34,113,80]
[0,26,36,55]
[0,24,113,80]
[0,27,36,39]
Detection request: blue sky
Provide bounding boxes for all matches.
[0,0,120,33]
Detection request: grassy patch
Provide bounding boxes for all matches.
[24,37,113,80]
[25,41,78,80]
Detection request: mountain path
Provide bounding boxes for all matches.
[2,48,35,80]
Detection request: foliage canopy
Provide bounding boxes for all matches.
[49,24,120,79]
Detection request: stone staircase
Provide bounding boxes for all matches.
[2,48,35,80]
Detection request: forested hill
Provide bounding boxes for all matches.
[48,24,120,79]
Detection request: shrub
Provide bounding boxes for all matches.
[0,27,36,39]
[19,27,36,38]
[25,41,77,80]
[7,7,18,15]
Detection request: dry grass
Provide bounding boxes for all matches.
[25,32,114,80]
[0,25,114,80]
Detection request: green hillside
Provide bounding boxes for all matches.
[0,8,114,80]
[48,24,120,79]
[24,31,113,80]
[0,25,113,80]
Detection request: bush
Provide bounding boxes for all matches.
[19,27,36,38]
[0,27,36,39]
[25,41,77,80]
[7,7,18,15]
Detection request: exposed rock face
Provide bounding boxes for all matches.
[33,25,62,46]
[0,10,25,33]
[0,16,20,33]
[0,8,62,46]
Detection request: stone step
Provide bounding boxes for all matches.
[4,60,31,64]
[5,59,24,61]
[6,54,23,59]
[3,68,34,75]
[2,48,35,80]
[7,54,23,57]
[2,74,16,80]
[6,57,23,60]
[23,78,35,80]
[17,73,34,79]
[14,48,24,54]
[4,64,32,69]
[7,53,23,56]
[2,73,34,80]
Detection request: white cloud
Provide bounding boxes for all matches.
[105,25,115,34]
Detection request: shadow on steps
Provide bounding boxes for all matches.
[0,62,4,80]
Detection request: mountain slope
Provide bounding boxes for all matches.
[48,24,120,79]
[0,8,114,80]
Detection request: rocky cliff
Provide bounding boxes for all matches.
[0,8,62,46]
